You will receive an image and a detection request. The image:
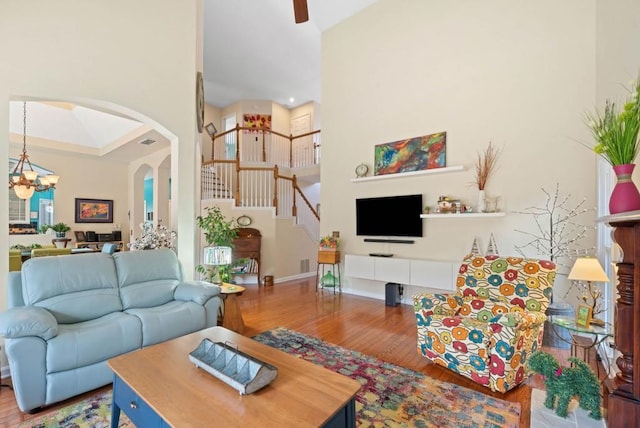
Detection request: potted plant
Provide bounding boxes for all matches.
[319,235,339,251]
[196,206,238,284]
[586,73,640,213]
[51,222,71,238]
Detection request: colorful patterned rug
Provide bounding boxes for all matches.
[253,327,520,427]
[21,327,520,427]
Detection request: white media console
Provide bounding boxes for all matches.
[344,254,458,291]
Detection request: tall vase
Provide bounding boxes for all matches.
[477,190,486,213]
[610,164,640,214]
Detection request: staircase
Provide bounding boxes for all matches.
[201,124,321,242]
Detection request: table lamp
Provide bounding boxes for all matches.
[203,246,232,285]
[568,257,609,326]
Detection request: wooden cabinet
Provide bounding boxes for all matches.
[598,213,640,427]
[232,228,261,286]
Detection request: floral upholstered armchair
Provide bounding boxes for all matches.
[413,254,556,392]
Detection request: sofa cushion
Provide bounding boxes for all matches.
[47,312,142,373]
[21,253,122,323]
[125,300,205,347]
[114,249,182,309]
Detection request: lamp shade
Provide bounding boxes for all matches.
[568,257,609,282]
[203,246,232,266]
[14,184,35,199]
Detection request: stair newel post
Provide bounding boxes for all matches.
[211,133,215,162]
[289,134,294,168]
[273,165,279,216]
[235,123,241,162]
[292,175,298,217]
[262,129,267,162]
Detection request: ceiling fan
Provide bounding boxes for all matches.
[293,0,308,23]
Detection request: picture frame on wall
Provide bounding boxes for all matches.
[576,304,593,327]
[75,198,114,223]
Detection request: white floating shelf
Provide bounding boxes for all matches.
[350,165,464,183]
[420,212,506,219]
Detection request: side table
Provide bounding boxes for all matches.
[550,316,613,379]
[316,250,341,294]
[220,284,246,334]
[52,238,72,248]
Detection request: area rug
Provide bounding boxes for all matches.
[253,327,521,427]
[21,327,520,427]
[19,391,132,428]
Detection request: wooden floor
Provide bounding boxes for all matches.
[0,277,602,427]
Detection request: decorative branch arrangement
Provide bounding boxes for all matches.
[474,141,501,190]
[513,183,594,276]
[128,220,177,250]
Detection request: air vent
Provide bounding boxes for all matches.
[139,139,156,146]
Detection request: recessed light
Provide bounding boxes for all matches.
[289,97,295,104]
[139,139,156,145]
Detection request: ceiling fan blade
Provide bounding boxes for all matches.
[293,0,308,23]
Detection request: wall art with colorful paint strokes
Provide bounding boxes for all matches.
[374,131,446,176]
[242,114,272,134]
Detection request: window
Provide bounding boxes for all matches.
[9,191,30,223]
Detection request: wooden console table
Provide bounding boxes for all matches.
[597,211,640,426]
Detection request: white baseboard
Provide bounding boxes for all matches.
[1,364,9,380]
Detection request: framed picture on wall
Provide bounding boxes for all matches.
[75,198,114,223]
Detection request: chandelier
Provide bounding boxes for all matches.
[8,101,59,199]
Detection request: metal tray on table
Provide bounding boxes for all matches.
[189,338,278,395]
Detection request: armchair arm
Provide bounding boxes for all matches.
[485,311,547,392]
[174,280,221,305]
[0,306,58,340]
[490,311,547,330]
[413,292,462,318]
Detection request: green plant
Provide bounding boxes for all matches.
[195,206,238,283]
[39,224,51,234]
[586,73,640,165]
[51,222,71,233]
[319,235,339,249]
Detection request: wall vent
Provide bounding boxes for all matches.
[300,259,309,273]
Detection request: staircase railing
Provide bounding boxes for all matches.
[211,124,320,168]
[202,125,321,239]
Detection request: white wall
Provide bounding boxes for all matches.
[322,0,599,300]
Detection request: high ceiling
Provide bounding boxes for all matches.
[8,1,377,159]
[203,0,377,108]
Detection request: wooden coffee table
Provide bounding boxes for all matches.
[108,326,361,427]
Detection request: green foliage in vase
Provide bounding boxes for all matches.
[51,222,71,233]
[586,73,640,166]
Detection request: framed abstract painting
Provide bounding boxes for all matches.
[374,131,446,176]
[75,198,114,223]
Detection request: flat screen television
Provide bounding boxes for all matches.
[356,194,423,237]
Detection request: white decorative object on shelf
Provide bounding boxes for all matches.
[350,165,464,183]
[470,237,481,255]
[420,212,505,218]
[477,190,486,213]
[486,233,499,256]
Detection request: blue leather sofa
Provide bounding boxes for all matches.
[0,249,222,412]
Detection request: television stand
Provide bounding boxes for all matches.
[369,253,393,257]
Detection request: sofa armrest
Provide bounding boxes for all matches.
[174,280,221,305]
[0,307,58,340]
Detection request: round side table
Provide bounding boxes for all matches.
[220,284,246,335]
